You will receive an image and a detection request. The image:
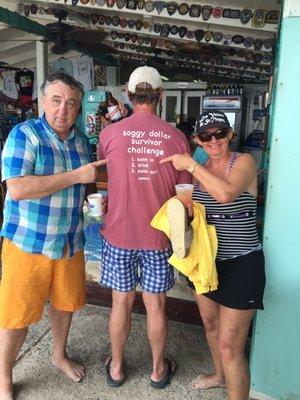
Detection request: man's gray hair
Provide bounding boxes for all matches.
[41,72,84,99]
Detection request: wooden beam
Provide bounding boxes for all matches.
[0,34,39,52]
[3,48,39,65]
[0,22,8,31]
[9,49,81,68]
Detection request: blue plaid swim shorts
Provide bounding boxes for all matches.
[100,238,174,293]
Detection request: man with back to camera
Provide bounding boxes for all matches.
[98,66,192,389]
[0,72,107,400]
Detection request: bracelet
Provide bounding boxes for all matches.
[187,162,197,174]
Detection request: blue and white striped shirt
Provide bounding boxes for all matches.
[1,115,93,259]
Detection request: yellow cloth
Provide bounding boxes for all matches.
[150,199,218,295]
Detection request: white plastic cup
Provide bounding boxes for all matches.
[175,184,194,207]
[107,105,122,121]
[87,193,103,216]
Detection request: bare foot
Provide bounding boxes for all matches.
[191,374,226,390]
[52,356,85,383]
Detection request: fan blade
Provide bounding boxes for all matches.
[67,30,107,44]
[51,43,72,55]
[146,57,169,72]
[79,43,118,54]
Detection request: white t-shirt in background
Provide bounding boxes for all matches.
[73,55,94,90]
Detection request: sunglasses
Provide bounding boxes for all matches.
[197,128,229,142]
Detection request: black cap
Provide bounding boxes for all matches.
[195,111,230,133]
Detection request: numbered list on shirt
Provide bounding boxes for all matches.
[123,129,171,181]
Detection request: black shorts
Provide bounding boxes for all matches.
[188,249,266,310]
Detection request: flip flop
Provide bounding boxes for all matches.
[105,357,124,388]
[150,357,177,389]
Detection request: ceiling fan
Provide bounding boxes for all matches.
[44,8,116,55]
[0,6,117,64]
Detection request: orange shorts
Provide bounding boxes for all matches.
[0,239,86,329]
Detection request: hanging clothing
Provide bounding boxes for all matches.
[1,70,18,100]
[50,58,73,77]
[151,199,218,295]
[15,69,34,107]
[15,69,34,97]
[73,55,94,90]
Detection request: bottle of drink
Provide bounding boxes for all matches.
[107,92,122,123]
[227,84,231,96]
[206,84,211,95]
[219,84,222,95]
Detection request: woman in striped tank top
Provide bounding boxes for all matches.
[161,111,265,400]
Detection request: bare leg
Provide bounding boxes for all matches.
[108,290,136,381]
[0,328,27,400]
[218,307,255,400]
[49,306,85,382]
[192,294,225,389]
[142,292,169,382]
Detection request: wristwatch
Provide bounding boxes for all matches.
[187,162,197,174]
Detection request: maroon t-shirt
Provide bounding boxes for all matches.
[98,111,192,250]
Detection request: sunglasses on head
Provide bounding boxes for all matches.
[197,127,229,142]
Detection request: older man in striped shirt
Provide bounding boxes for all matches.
[0,72,106,400]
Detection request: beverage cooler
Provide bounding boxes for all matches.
[81,90,107,145]
[202,95,247,151]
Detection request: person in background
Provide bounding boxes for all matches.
[0,72,107,400]
[176,121,208,165]
[98,66,191,389]
[160,110,265,400]
[97,92,132,132]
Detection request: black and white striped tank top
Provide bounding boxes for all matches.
[192,152,261,260]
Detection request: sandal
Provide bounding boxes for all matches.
[150,357,177,389]
[105,357,124,388]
